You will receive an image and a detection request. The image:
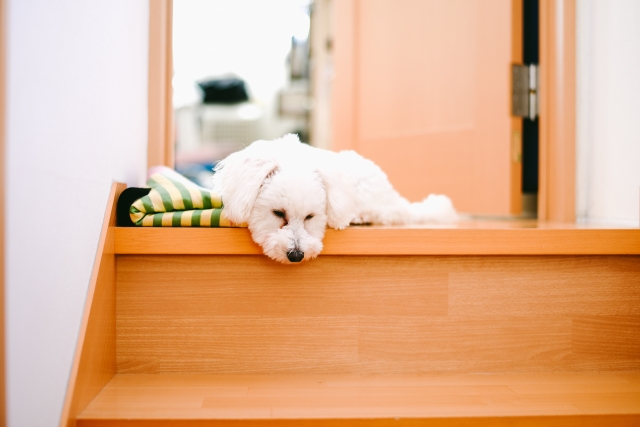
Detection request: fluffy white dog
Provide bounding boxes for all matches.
[212,134,457,264]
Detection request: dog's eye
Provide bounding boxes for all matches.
[273,210,286,219]
[305,214,314,220]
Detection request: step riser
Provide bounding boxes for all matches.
[116,255,640,375]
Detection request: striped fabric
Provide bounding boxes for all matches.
[129,167,246,227]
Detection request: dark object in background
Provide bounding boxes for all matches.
[522,0,539,194]
[117,187,151,227]
[198,78,249,104]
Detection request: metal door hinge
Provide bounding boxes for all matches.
[511,64,538,121]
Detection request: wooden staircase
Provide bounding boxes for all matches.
[61,184,640,426]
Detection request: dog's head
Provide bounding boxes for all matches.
[213,136,354,264]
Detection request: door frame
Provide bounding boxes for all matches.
[538,0,576,222]
[148,0,174,169]
[511,0,524,215]
[151,0,576,221]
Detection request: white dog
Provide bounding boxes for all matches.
[212,134,457,264]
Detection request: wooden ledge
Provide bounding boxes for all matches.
[77,372,640,426]
[114,222,640,255]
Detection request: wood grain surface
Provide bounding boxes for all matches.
[116,255,640,375]
[331,0,515,215]
[60,183,125,427]
[76,372,640,426]
[114,225,640,255]
[539,0,577,222]
[147,0,174,169]
[510,0,523,215]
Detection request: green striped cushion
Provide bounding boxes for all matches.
[129,167,246,227]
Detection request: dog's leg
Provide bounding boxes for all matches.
[355,194,457,225]
[408,194,458,223]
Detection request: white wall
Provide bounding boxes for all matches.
[576,0,640,226]
[5,1,149,426]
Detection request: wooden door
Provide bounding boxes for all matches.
[332,0,519,215]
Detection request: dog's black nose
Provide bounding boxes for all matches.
[287,249,304,263]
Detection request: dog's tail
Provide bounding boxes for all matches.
[409,194,458,223]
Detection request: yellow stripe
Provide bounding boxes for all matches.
[200,209,212,226]
[161,212,174,226]
[149,190,165,212]
[219,209,231,227]
[153,175,185,210]
[219,209,248,227]
[209,191,222,208]
[142,215,154,226]
[187,186,204,208]
[181,210,193,226]
[160,169,210,208]
[130,211,145,223]
[131,199,146,213]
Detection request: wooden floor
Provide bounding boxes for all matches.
[77,372,640,426]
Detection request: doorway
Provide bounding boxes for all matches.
[522,0,539,217]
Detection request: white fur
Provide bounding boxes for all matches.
[212,134,457,264]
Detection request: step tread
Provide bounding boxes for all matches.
[114,221,640,255]
[78,372,640,424]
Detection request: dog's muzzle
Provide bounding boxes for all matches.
[287,249,304,263]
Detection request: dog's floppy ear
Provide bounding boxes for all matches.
[316,167,356,230]
[213,151,278,223]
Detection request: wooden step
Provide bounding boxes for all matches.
[114,221,640,255]
[62,184,640,426]
[77,372,640,426]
